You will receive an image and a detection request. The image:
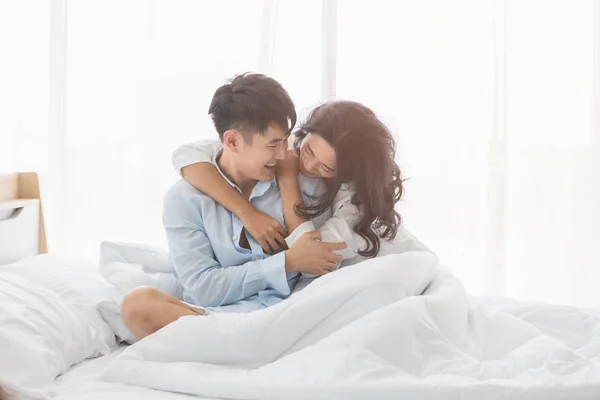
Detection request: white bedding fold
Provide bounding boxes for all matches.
[102,251,600,400]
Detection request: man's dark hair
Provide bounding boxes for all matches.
[208,73,296,141]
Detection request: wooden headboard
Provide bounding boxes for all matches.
[0,172,48,254]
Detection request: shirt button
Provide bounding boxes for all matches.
[232,235,237,241]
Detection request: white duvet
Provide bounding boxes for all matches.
[102,251,600,400]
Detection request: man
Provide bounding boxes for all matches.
[122,73,346,340]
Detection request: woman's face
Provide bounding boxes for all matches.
[298,133,337,179]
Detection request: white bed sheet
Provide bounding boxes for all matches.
[54,344,129,388]
[52,345,215,400]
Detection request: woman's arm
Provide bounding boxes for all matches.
[285,186,364,263]
[181,163,254,218]
[173,141,253,217]
[274,149,362,264]
[172,140,222,175]
[276,150,309,233]
[172,141,287,252]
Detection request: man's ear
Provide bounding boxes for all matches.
[222,130,241,153]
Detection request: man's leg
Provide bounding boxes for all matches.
[121,287,205,341]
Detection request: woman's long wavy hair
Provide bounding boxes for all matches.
[293,101,405,258]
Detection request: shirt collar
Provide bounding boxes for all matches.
[212,149,276,199]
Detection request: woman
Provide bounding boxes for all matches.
[173,100,415,272]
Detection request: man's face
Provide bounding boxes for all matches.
[236,125,288,182]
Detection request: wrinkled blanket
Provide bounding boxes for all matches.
[102,251,600,400]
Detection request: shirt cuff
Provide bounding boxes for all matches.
[260,251,290,296]
[172,145,214,176]
[285,221,316,249]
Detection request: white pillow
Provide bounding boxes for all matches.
[97,243,185,344]
[92,266,181,344]
[99,240,183,298]
[99,260,183,299]
[96,260,184,344]
[0,272,109,392]
[97,300,137,344]
[1,254,120,349]
[100,241,174,273]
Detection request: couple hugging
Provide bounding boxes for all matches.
[122,72,411,340]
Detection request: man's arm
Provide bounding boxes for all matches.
[163,186,291,307]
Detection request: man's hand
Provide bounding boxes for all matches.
[285,231,347,275]
[239,207,287,254]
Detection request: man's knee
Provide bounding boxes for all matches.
[121,286,161,327]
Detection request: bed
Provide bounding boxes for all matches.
[0,173,213,400]
[2,172,600,400]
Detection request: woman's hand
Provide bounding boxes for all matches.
[239,207,288,254]
[276,149,300,179]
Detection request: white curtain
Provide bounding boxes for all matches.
[336,0,599,306]
[1,0,598,307]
